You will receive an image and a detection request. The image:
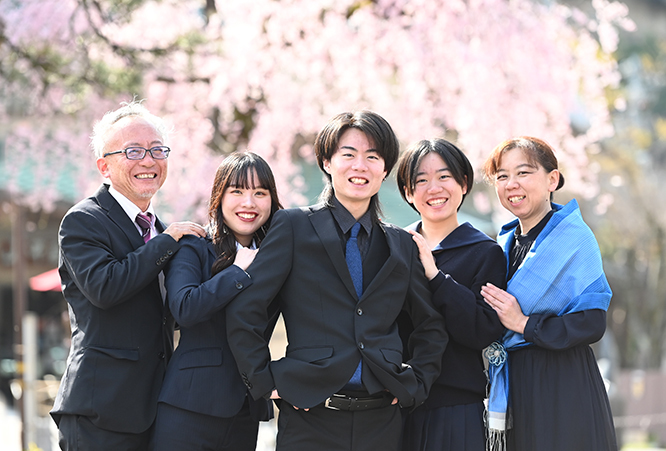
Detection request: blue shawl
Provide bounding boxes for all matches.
[486,199,612,450]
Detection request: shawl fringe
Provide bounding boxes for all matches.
[486,428,506,451]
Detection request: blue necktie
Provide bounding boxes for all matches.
[346,222,363,298]
[346,222,363,388]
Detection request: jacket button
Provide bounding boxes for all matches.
[358,342,364,350]
[356,308,363,316]
[235,282,243,290]
[167,249,173,255]
[158,352,165,359]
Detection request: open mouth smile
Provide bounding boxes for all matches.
[427,198,448,206]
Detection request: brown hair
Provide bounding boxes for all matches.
[208,152,283,276]
[483,136,565,196]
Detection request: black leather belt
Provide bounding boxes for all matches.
[323,393,390,411]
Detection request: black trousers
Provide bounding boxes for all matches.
[57,414,151,451]
[149,399,259,451]
[276,400,402,451]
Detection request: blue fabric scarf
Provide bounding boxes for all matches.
[485,199,612,451]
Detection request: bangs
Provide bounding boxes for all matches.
[226,158,272,190]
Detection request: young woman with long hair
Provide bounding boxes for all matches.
[151,151,283,451]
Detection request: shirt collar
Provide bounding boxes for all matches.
[235,240,257,251]
[108,185,156,223]
[330,196,373,235]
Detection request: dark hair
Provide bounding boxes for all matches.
[314,110,399,222]
[483,136,565,199]
[208,152,283,276]
[396,138,474,213]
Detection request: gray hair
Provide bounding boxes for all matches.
[91,100,170,158]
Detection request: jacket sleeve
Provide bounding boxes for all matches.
[226,209,294,400]
[164,237,252,328]
[523,309,607,350]
[429,244,506,349]
[403,239,449,407]
[59,207,180,310]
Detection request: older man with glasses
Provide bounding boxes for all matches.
[50,100,206,451]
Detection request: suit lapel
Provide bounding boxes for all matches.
[155,217,167,234]
[96,185,145,250]
[95,185,165,302]
[361,223,399,300]
[206,239,219,270]
[308,206,359,300]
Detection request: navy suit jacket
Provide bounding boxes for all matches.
[159,235,273,421]
[226,205,449,410]
[51,184,179,433]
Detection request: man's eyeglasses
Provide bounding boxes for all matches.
[103,146,171,160]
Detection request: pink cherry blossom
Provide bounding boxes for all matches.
[0,0,633,222]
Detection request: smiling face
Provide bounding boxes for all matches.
[495,147,560,234]
[405,152,465,231]
[323,128,387,219]
[96,116,167,211]
[221,169,272,247]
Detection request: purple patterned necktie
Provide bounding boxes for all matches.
[136,213,152,243]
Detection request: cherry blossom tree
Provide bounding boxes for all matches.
[0,0,634,223]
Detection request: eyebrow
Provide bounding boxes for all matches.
[497,163,536,172]
[339,145,379,153]
[416,167,450,177]
[125,140,163,147]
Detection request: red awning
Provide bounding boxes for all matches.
[30,268,62,292]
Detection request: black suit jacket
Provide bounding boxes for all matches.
[51,184,179,433]
[226,205,448,409]
[159,235,273,421]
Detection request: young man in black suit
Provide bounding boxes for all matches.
[226,110,448,450]
[50,101,205,450]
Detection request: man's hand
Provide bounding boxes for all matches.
[163,221,206,241]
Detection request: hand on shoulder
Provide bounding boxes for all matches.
[408,230,439,280]
[163,221,206,242]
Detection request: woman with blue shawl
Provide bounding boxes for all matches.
[480,137,616,451]
[396,139,506,450]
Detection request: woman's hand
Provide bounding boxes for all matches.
[481,283,528,334]
[408,230,439,280]
[233,247,258,271]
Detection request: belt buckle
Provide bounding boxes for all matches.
[324,397,341,410]
[324,393,351,411]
